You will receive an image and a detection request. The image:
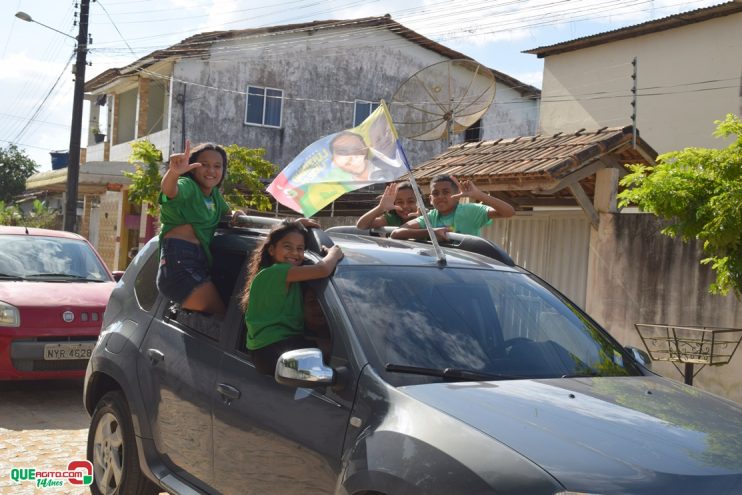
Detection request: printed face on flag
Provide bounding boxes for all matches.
[267,104,409,217]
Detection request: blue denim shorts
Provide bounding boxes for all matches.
[156,238,211,304]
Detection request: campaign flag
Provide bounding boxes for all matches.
[267,102,410,217]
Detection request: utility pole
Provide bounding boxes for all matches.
[631,56,638,149]
[64,0,91,233]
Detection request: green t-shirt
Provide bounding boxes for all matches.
[416,203,493,236]
[244,263,304,350]
[383,211,405,227]
[158,177,229,264]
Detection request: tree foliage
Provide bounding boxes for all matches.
[124,141,163,216]
[618,113,742,297]
[0,144,39,203]
[0,200,59,229]
[124,140,277,217]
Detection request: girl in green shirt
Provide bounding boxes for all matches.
[241,219,343,375]
[157,140,243,315]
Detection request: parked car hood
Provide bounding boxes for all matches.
[402,376,742,492]
[0,281,115,307]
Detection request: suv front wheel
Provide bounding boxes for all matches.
[87,391,159,495]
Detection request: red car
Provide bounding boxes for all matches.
[0,226,119,380]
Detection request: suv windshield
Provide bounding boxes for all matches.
[0,235,111,282]
[333,266,641,385]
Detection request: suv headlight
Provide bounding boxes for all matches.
[0,301,20,327]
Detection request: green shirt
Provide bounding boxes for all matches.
[244,263,304,350]
[383,211,405,227]
[416,203,493,236]
[159,177,229,264]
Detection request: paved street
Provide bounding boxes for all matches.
[0,380,89,495]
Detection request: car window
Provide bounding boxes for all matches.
[134,250,160,311]
[333,266,640,385]
[0,235,110,281]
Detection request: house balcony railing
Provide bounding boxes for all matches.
[86,141,108,162]
[109,128,172,162]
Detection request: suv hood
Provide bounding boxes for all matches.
[0,281,115,307]
[402,376,742,491]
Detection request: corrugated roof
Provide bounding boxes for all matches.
[85,15,540,98]
[411,126,657,207]
[524,1,742,58]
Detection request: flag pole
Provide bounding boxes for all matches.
[380,100,446,265]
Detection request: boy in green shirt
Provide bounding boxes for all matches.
[390,174,514,240]
[356,181,419,230]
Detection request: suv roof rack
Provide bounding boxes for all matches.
[324,225,515,266]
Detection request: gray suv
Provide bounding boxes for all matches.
[84,220,742,495]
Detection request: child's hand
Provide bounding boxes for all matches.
[169,139,201,176]
[229,210,246,227]
[451,176,485,201]
[297,217,321,229]
[322,245,344,261]
[433,227,450,241]
[378,183,398,212]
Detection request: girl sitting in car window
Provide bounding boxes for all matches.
[240,219,343,375]
[157,139,244,316]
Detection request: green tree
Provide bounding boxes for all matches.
[125,140,277,216]
[124,140,163,216]
[0,145,39,203]
[618,113,742,297]
[0,200,59,229]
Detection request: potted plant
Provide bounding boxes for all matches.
[91,125,105,144]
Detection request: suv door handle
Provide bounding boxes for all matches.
[146,348,164,365]
[216,383,241,405]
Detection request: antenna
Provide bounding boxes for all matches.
[389,59,496,147]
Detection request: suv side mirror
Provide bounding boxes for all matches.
[625,346,652,370]
[275,348,334,388]
[112,270,125,282]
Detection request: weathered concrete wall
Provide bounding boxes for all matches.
[168,27,538,168]
[587,213,742,402]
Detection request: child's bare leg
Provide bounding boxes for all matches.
[181,281,226,315]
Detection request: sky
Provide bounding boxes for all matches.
[0,0,723,172]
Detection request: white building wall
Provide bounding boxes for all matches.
[538,12,742,153]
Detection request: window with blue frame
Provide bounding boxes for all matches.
[353,100,379,126]
[245,86,283,127]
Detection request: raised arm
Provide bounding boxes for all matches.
[356,183,399,229]
[451,177,515,218]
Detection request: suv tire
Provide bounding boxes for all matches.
[87,391,159,495]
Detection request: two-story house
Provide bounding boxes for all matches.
[78,14,539,269]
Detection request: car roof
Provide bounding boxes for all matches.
[324,232,519,271]
[0,226,85,240]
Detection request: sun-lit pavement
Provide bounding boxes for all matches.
[0,380,89,495]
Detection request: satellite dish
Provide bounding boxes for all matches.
[390,59,496,142]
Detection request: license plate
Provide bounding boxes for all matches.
[44,343,95,360]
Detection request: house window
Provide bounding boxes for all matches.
[354,100,379,126]
[464,119,483,142]
[245,86,283,127]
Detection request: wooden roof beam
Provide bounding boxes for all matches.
[569,182,599,229]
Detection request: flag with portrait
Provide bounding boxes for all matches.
[267,102,410,217]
